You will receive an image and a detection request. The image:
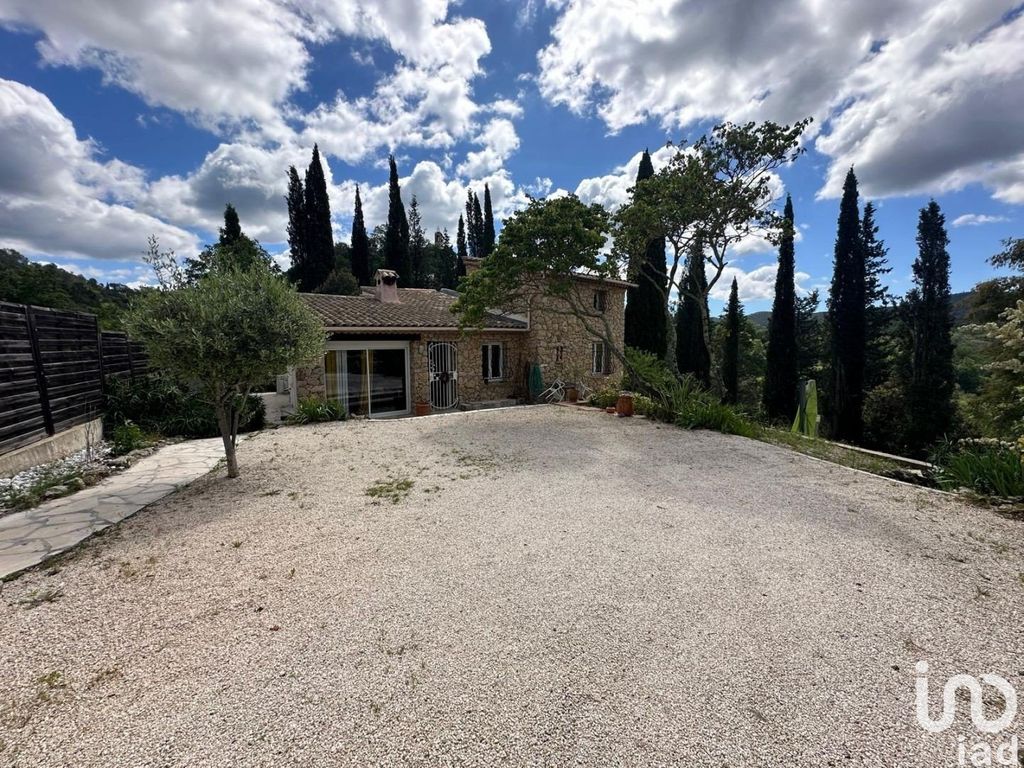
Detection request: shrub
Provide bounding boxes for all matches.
[111,421,150,456]
[287,395,346,424]
[625,348,757,437]
[587,387,620,409]
[931,438,1024,498]
[104,374,265,439]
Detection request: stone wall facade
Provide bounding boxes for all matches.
[521,280,627,392]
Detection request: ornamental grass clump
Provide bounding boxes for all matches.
[932,438,1024,498]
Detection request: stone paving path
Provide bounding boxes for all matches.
[0,437,227,579]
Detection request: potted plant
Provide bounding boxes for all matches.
[564,366,582,403]
[616,391,634,417]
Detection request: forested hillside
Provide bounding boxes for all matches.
[0,249,139,329]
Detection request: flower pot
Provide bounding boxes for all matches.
[414,401,432,417]
[605,406,616,414]
[616,392,634,418]
[565,387,578,403]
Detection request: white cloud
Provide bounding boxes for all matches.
[0,79,198,261]
[711,263,812,304]
[456,118,521,177]
[952,213,1010,227]
[574,146,674,211]
[538,0,1024,204]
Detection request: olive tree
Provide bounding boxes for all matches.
[614,120,811,379]
[127,254,324,477]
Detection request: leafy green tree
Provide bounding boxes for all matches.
[301,144,335,292]
[285,166,307,280]
[383,155,410,279]
[314,243,359,295]
[454,195,621,360]
[350,185,371,286]
[129,257,323,477]
[861,201,894,390]
[615,119,810,390]
[465,188,485,259]
[456,215,468,277]
[623,149,669,359]
[795,289,824,384]
[905,201,956,452]
[220,204,243,246]
[675,238,710,385]
[436,228,459,289]
[721,278,743,404]
[408,195,427,287]
[827,168,866,442]
[184,206,278,283]
[482,183,496,258]
[763,194,798,421]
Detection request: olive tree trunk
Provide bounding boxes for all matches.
[215,402,239,478]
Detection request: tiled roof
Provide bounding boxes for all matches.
[299,289,528,330]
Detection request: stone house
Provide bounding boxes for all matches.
[290,266,630,417]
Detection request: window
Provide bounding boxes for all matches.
[481,343,504,381]
[592,342,612,375]
[593,289,608,313]
[554,345,564,363]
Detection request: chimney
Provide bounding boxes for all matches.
[374,269,400,303]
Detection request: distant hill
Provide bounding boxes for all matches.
[748,290,975,329]
[0,248,139,329]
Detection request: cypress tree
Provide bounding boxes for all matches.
[861,201,893,390]
[676,239,710,386]
[905,201,955,452]
[482,183,496,258]
[828,168,866,442]
[303,144,335,292]
[383,154,410,279]
[456,215,468,277]
[465,190,478,258]
[285,166,307,282]
[408,195,426,287]
[624,149,668,358]
[350,185,371,286]
[219,203,243,247]
[763,194,799,421]
[722,277,742,404]
[438,229,459,289]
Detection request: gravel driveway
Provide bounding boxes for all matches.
[1,406,1022,767]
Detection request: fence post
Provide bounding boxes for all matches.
[96,320,106,395]
[24,305,55,436]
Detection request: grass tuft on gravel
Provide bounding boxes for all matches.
[365,477,414,504]
[17,586,63,609]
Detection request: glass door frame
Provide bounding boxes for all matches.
[324,340,411,418]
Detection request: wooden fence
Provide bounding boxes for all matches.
[0,302,148,456]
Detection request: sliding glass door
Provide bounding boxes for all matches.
[325,342,410,417]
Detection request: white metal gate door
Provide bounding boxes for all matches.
[427,342,459,410]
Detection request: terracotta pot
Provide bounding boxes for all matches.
[565,387,578,403]
[605,406,616,414]
[414,401,432,417]
[616,392,634,418]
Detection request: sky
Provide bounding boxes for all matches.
[0,0,1022,312]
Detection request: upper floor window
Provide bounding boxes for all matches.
[554,345,564,363]
[482,343,504,381]
[593,289,608,313]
